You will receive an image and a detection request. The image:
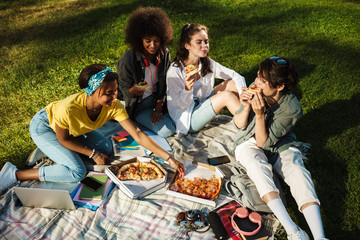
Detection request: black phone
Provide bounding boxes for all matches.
[81,176,103,191]
[207,155,230,166]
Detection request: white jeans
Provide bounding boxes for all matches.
[235,138,320,211]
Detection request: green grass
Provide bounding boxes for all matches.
[0,0,359,239]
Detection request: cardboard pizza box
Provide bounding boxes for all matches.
[165,160,225,207]
[105,157,167,199]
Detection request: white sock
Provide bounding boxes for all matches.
[302,204,325,239]
[267,198,298,234]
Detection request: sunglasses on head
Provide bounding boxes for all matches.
[269,56,287,65]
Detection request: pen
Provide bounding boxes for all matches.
[118,146,139,149]
[118,147,138,151]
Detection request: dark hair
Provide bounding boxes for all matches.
[79,64,118,90]
[259,57,299,94]
[173,23,212,77]
[125,7,173,53]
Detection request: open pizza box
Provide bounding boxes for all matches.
[105,157,167,199]
[165,160,225,207]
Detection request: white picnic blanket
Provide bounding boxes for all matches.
[0,116,280,240]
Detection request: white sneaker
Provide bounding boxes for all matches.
[0,162,18,194]
[288,227,310,240]
[26,147,46,166]
[318,238,329,240]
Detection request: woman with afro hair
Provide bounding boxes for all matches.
[116,7,175,138]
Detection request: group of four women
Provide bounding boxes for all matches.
[0,7,327,240]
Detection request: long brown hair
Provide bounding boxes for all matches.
[173,23,212,76]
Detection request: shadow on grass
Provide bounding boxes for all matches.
[293,93,360,239]
[0,1,140,48]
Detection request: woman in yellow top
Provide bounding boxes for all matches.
[0,64,184,192]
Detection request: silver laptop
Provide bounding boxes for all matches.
[13,182,78,210]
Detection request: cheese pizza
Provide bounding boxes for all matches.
[171,175,221,200]
[116,162,164,181]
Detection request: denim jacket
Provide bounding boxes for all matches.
[116,49,171,118]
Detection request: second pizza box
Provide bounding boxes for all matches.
[165,160,225,207]
[105,157,167,199]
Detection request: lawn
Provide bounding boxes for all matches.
[0,0,359,239]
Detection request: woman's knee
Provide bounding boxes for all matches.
[68,166,87,182]
[157,126,175,138]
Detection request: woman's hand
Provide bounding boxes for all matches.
[251,92,265,116]
[168,158,185,177]
[129,84,145,96]
[151,111,163,124]
[93,152,112,165]
[184,73,200,91]
[240,87,253,109]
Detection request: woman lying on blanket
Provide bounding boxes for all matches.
[166,23,247,135]
[233,56,327,240]
[0,64,184,192]
[116,7,175,138]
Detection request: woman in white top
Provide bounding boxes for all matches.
[166,23,247,135]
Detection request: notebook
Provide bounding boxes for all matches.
[13,182,78,210]
[79,174,108,200]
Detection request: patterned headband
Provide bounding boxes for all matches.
[84,67,113,96]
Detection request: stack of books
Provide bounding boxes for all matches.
[72,172,114,211]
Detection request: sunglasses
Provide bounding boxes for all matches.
[269,56,287,65]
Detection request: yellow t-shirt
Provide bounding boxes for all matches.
[45,92,128,137]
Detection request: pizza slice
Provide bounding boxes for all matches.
[246,85,262,94]
[139,162,164,180]
[135,81,150,90]
[117,162,142,181]
[185,64,199,77]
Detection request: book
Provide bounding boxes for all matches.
[118,134,140,147]
[72,172,115,211]
[116,130,130,138]
[79,174,108,200]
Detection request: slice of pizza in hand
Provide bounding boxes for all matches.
[185,64,199,77]
[135,81,150,90]
[246,85,262,94]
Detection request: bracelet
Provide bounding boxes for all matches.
[89,149,96,159]
[92,151,100,160]
[165,154,172,162]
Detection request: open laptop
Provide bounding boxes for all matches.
[13,182,78,210]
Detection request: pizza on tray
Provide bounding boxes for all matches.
[109,162,164,181]
[169,175,221,200]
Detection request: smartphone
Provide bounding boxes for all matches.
[207,155,230,166]
[81,176,103,191]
